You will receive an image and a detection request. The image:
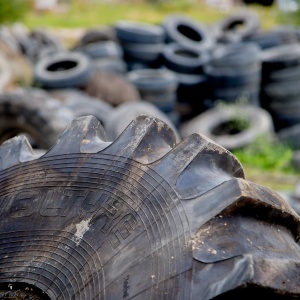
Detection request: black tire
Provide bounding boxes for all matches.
[75,41,123,59]
[210,42,261,68]
[122,42,164,63]
[0,88,73,149]
[269,106,300,131]
[212,84,260,106]
[30,29,63,53]
[244,27,299,50]
[263,80,300,109]
[126,61,151,71]
[127,68,177,92]
[49,89,113,128]
[93,57,127,74]
[34,51,92,89]
[180,105,273,150]
[35,46,65,62]
[215,11,260,43]
[175,73,209,120]
[22,29,63,64]
[0,115,299,299]
[115,20,165,44]
[127,68,178,112]
[261,44,300,72]
[163,14,214,50]
[278,123,300,149]
[105,101,180,140]
[268,65,300,83]
[205,64,261,88]
[163,43,209,74]
[75,26,118,47]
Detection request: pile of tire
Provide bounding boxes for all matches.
[162,14,213,121]
[127,68,179,124]
[73,27,126,75]
[116,20,165,70]
[9,24,64,64]
[1,10,300,153]
[260,44,300,130]
[205,42,262,106]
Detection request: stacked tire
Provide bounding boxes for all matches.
[127,68,179,124]
[260,44,300,130]
[162,14,215,121]
[74,26,127,74]
[205,43,262,106]
[115,20,165,70]
[215,11,260,43]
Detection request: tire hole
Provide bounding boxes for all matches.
[177,24,202,42]
[212,119,250,136]
[174,49,199,58]
[0,282,51,300]
[47,60,78,72]
[225,20,245,31]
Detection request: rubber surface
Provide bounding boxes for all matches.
[34,52,92,89]
[180,105,274,150]
[0,88,73,148]
[163,14,214,50]
[0,116,299,299]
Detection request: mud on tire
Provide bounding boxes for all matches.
[0,115,299,299]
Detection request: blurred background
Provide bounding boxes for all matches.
[1,0,300,211]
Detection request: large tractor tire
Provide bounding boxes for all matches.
[0,115,299,299]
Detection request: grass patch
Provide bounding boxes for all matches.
[233,136,295,173]
[23,0,279,29]
[233,136,298,191]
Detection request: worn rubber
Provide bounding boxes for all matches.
[163,14,214,51]
[215,11,260,43]
[127,68,178,112]
[0,88,73,149]
[179,105,273,150]
[34,51,92,89]
[0,115,300,299]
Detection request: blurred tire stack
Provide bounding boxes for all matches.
[0,9,300,155]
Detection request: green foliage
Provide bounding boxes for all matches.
[23,1,278,29]
[0,0,32,24]
[233,136,295,173]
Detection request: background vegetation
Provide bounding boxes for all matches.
[20,0,279,29]
[0,0,32,23]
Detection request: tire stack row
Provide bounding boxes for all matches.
[260,44,300,130]
[3,11,300,153]
[115,21,165,70]
[162,14,213,121]
[205,42,262,107]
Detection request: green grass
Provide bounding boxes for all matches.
[233,136,298,191]
[233,136,295,173]
[23,0,279,29]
